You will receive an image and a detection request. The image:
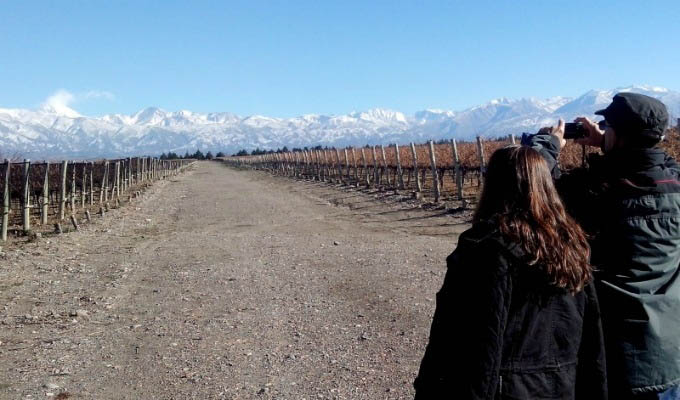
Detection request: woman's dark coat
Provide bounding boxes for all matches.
[413,223,607,399]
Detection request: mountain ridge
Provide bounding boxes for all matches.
[1,85,678,159]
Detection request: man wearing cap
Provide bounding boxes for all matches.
[526,92,680,399]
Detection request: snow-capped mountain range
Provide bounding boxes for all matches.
[1,85,679,159]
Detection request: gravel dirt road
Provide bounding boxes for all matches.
[0,161,472,399]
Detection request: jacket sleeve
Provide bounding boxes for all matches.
[575,283,608,400]
[664,153,680,178]
[521,132,563,179]
[413,244,512,399]
[523,132,606,240]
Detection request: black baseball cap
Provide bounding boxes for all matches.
[595,92,669,143]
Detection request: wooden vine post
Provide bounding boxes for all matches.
[116,161,122,198]
[112,160,117,198]
[113,161,118,198]
[380,145,390,185]
[307,151,313,179]
[322,150,330,182]
[322,149,333,182]
[344,148,350,181]
[296,153,300,177]
[22,160,31,232]
[121,160,127,189]
[334,149,342,183]
[104,161,110,202]
[410,142,421,192]
[428,140,441,203]
[372,146,379,186]
[302,151,308,178]
[300,152,307,178]
[59,160,68,220]
[476,136,486,184]
[509,133,516,144]
[81,163,87,208]
[394,143,404,190]
[70,213,80,230]
[70,162,76,212]
[311,152,316,180]
[329,151,335,181]
[361,147,369,186]
[99,161,106,204]
[89,162,95,206]
[297,152,302,178]
[316,150,322,181]
[311,152,317,180]
[327,150,335,182]
[42,162,49,225]
[451,139,464,201]
[121,159,126,190]
[128,158,133,189]
[319,152,325,181]
[2,160,9,241]
[351,148,358,181]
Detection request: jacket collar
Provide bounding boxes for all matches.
[464,219,528,262]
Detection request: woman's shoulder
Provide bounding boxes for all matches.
[455,220,522,258]
[458,220,500,245]
[447,221,517,270]
[450,220,537,278]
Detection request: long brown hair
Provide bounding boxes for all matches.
[474,145,592,293]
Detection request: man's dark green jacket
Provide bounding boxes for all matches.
[526,133,680,395]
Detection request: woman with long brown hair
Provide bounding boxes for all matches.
[413,145,607,399]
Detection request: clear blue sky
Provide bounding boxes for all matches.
[1,0,679,117]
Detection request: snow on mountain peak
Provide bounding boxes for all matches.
[131,107,167,125]
[414,109,456,122]
[488,97,510,105]
[618,84,669,94]
[40,89,81,118]
[360,108,407,123]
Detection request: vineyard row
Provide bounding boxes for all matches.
[224,130,680,203]
[1,157,194,241]
[222,136,599,203]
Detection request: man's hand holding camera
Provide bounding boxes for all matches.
[542,117,606,151]
[573,117,605,149]
[538,119,566,149]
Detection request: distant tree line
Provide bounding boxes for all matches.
[159,149,226,160]
[230,135,540,157]
[233,145,364,156]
